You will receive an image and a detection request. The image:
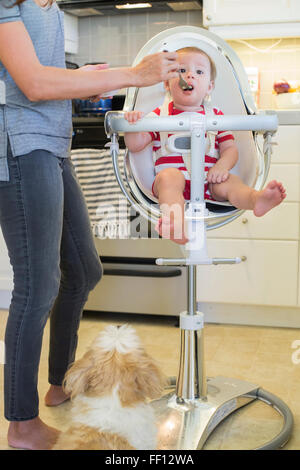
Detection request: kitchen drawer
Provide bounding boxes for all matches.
[208,202,299,240]
[197,239,298,306]
[268,164,300,202]
[85,264,187,316]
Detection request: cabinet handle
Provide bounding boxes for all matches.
[206,14,212,21]
[241,256,247,262]
[242,218,248,224]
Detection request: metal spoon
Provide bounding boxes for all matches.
[178,72,193,91]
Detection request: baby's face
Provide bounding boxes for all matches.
[165,51,214,110]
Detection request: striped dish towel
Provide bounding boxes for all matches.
[71,148,131,239]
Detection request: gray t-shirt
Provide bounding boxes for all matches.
[0,0,72,181]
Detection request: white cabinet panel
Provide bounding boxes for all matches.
[197,239,298,306]
[208,202,298,240]
[268,164,300,202]
[271,126,300,164]
[203,0,300,26]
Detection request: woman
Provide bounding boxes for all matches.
[0,0,179,449]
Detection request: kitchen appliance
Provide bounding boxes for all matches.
[72,95,125,146]
[58,0,202,17]
[74,98,112,115]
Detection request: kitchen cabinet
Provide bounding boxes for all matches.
[203,0,300,26]
[198,120,300,318]
[209,203,299,241]
[198,239,298,306]
[203,0,300,39]
[271,125,300,164]
[63,12,78,54]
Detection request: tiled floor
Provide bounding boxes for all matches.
[0,309,299,450]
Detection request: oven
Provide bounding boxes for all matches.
[71,96,187,318]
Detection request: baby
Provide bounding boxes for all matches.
[124,47,286,244]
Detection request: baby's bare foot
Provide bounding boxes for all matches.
[44,385,70,407]
[155,216,188,245]
[254,180,286,217]
[8,417,60,450]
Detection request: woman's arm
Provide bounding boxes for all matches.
[0,21,179,102]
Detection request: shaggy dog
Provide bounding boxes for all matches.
[53,324,166,450]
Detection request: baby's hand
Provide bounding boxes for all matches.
[207,164,229,184]
[124,111,144,124]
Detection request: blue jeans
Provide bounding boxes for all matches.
[0,143,102,421]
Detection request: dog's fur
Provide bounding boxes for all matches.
[53,324,166,450]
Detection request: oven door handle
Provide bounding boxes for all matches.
[102,263,182,278]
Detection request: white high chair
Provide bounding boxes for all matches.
[105,26,293,450]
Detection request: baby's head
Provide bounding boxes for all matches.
[165,47,216,110]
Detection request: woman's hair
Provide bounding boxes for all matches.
[176,46,216,82]
[12,0,54,5]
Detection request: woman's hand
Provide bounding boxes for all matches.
[132,52,179,87]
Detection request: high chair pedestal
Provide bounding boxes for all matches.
[151,264,257,450]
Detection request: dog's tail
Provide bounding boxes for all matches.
[92,324,141,354]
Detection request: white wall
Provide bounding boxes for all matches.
[67,10,203,67]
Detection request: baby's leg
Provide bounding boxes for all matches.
[153,168,188,244]
[210,174,286,216]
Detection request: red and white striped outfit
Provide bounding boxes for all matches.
[149,101,234,201]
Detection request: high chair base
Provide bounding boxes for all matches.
[152,375,293,450]
[152,376,258,450]
[150,266,293,450]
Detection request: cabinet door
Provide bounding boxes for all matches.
[208,202,299,240]
[271,126,300,164]
[268,164,300,202]
[197,239,298,306]
[203,0,300,26]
